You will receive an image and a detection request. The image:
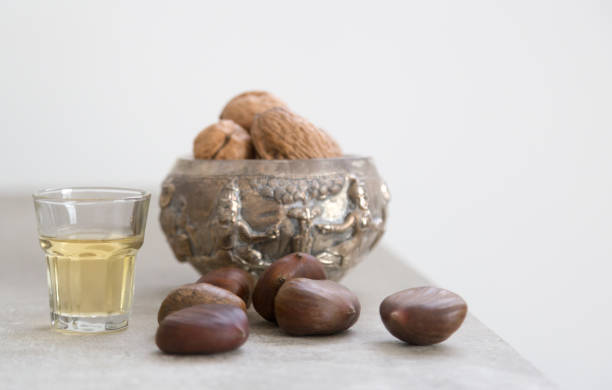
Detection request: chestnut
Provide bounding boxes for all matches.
[252,252,326,322]
[275,278,360,336]
[158,282,246,323]
[379,286,467,345]
[156,304,249,354]
[197,267,255,308]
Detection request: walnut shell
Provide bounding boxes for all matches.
[193,120,254,160]
[220,91,288,131]
[251,107,342,160]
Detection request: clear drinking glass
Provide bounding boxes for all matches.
[33,187,150,333]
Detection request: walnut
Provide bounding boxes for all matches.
[193,120,254,160]
[220,91,288,132]
[250,107,342,159]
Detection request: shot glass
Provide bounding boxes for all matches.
[33,187,150,333]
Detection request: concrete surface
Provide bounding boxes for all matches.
[0,197,554,389]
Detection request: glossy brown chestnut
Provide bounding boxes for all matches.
[156,304,249,354]
[252,253,327,322]
[158,282,246,323]
[197,267,255,308]
[379,286,468,345]
[275,278,360,336]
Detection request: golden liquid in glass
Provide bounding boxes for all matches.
[39,234,143,317]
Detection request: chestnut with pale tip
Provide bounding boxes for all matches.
[158,282,246,323]
[379,286,467,345]
[252,252,327,322]
[156,304,249,354]
[197,267,255,308]
[275,278,361,336]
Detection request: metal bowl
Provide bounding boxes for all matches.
[159,156,390,280]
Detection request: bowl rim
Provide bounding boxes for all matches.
[176,154,372,163]
[168,155,377,177]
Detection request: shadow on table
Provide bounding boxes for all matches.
[247,310,355,345]
[371,339,465,359]
[151,346,248,361]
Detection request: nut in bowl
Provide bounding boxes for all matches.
[160,90,389,280]
[160,156,390,280]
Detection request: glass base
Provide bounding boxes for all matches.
[50,312,129,333]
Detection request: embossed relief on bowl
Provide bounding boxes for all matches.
[160,158,389,280]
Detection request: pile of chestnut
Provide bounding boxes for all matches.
[155,253,467,354]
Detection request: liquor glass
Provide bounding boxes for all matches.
[33,187,150,333]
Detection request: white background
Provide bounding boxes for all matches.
[1,1,611,388]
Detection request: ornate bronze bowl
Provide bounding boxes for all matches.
[159,156,389,280]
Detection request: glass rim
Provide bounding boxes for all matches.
[33,186,151,203]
